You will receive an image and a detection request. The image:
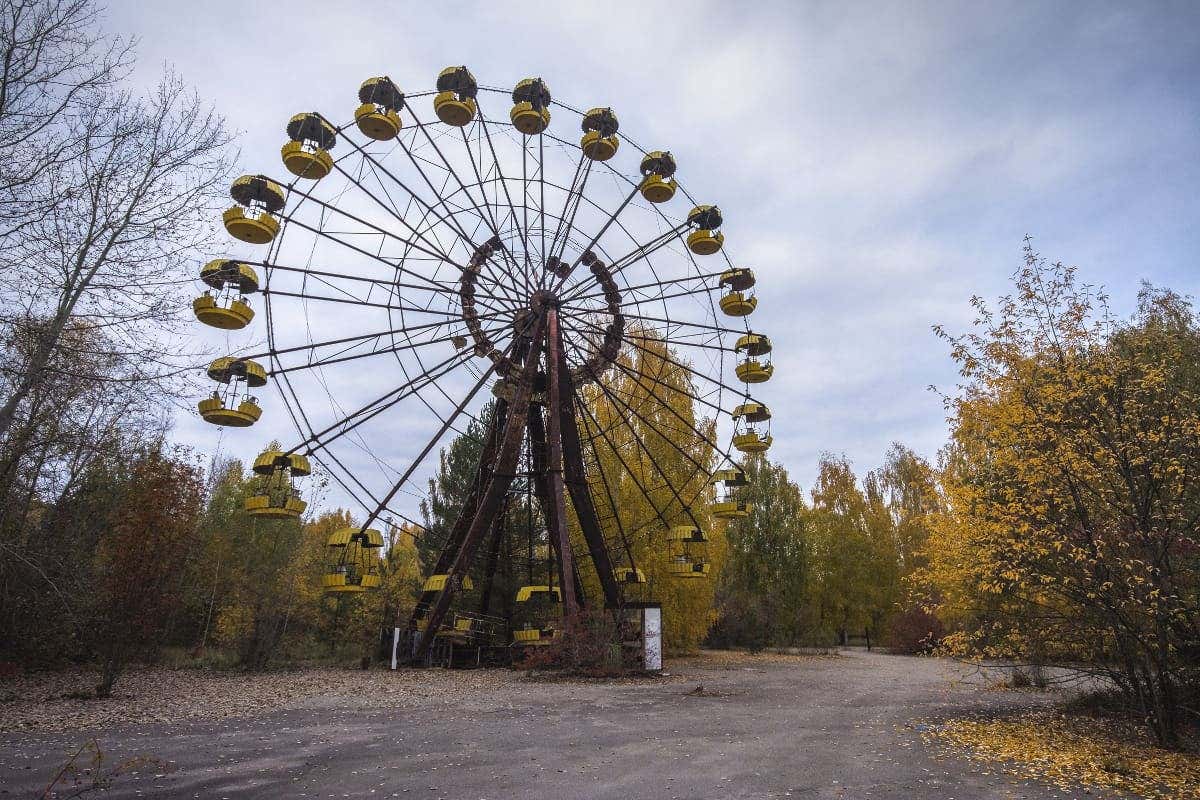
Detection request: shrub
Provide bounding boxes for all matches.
[884,604,945,655]
[517,606,625,676]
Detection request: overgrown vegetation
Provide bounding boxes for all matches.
[919,243,1200,747]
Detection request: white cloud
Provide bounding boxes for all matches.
[106,0,1200,506]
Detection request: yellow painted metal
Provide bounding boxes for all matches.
[720,291,757,316]
[719,267,755,292]
[433,92,476,126]
[510,101,550,134]
[192,296,253,331]
[359,77,404,111]
[735,333,772,356]
[712,500,751,519]
[230,175,285,211]
[732,401,771,422]
[580,130,619,161]
[244,494,307,518]
[206,357,268,387]
[639,174,676,203]
[223,206,279,244]
[280,141,333,179]
[327,526,383,547]
[686,229,724,255]
[687,204,721,226]
[736,359,774,384]
[422,574,475,593]
[322,572,366,593]
[515,585,561,603]
[286,112,337,149]
[286,454,311,476]
[193,295,254,329]
[733,431,773,454]
[197,396,260,427]
[354,103,401,140]
[513,627,541,643]
[201,260,259,293]
[712,467,748,486]
[252,449,285,474]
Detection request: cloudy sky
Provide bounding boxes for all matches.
[106,1,1200,516]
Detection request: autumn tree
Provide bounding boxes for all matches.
[864,444,943,652]
[578,330,720,652]
[921,243,1200,746]
[807,454,900,646]
[711,454,812,649]
[88,446,205,696]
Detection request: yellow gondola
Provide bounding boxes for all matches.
[434,66,478,127]
[515,585,561,603]
[580,107,619,161]
[733,431,773,453]
[712,467,748,486]
[734,333,774,384]
[251,450,310,476]
[437,616,477,642]
[510,78,551,135]
[199,357,268,427]
[281,112,337,178]
[732,396,773,453]
[423,574,475,593]
[193,260,259,330]
[736,359,774,383]
[732,401,771,423]
[712,499,751,519]
[513,625,560,645]
[711,466,751,518]
[245,494,307,518]
[355,76,404,140]
[224,175,286,244]
[719,267,756,292]
[323,526,382,593]
[206,356,267,387]
[686,205,724,255]
[639,151,677,203]
[245,447,309,519]
[666,525,710,578]
[197,394,261,427]
[667,525,708,544]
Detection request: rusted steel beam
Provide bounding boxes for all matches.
[411,317,546,662]
[529,404,585,609]
[478,499,506,615]
[556,344,621,609]
[544,309,579,619]
[408,400,508,626]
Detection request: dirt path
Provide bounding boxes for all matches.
[0,651,1128,799]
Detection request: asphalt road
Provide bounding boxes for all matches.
[0,651,1120,799]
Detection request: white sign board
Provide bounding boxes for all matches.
[643,606,662,671]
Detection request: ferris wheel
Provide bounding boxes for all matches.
[192,66,774,660]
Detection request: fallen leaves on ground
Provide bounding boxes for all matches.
[920,710,1200,799]
[0,666,513,733]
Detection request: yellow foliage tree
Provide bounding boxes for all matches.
[575,329,721,653]
[918,244,1200,746]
